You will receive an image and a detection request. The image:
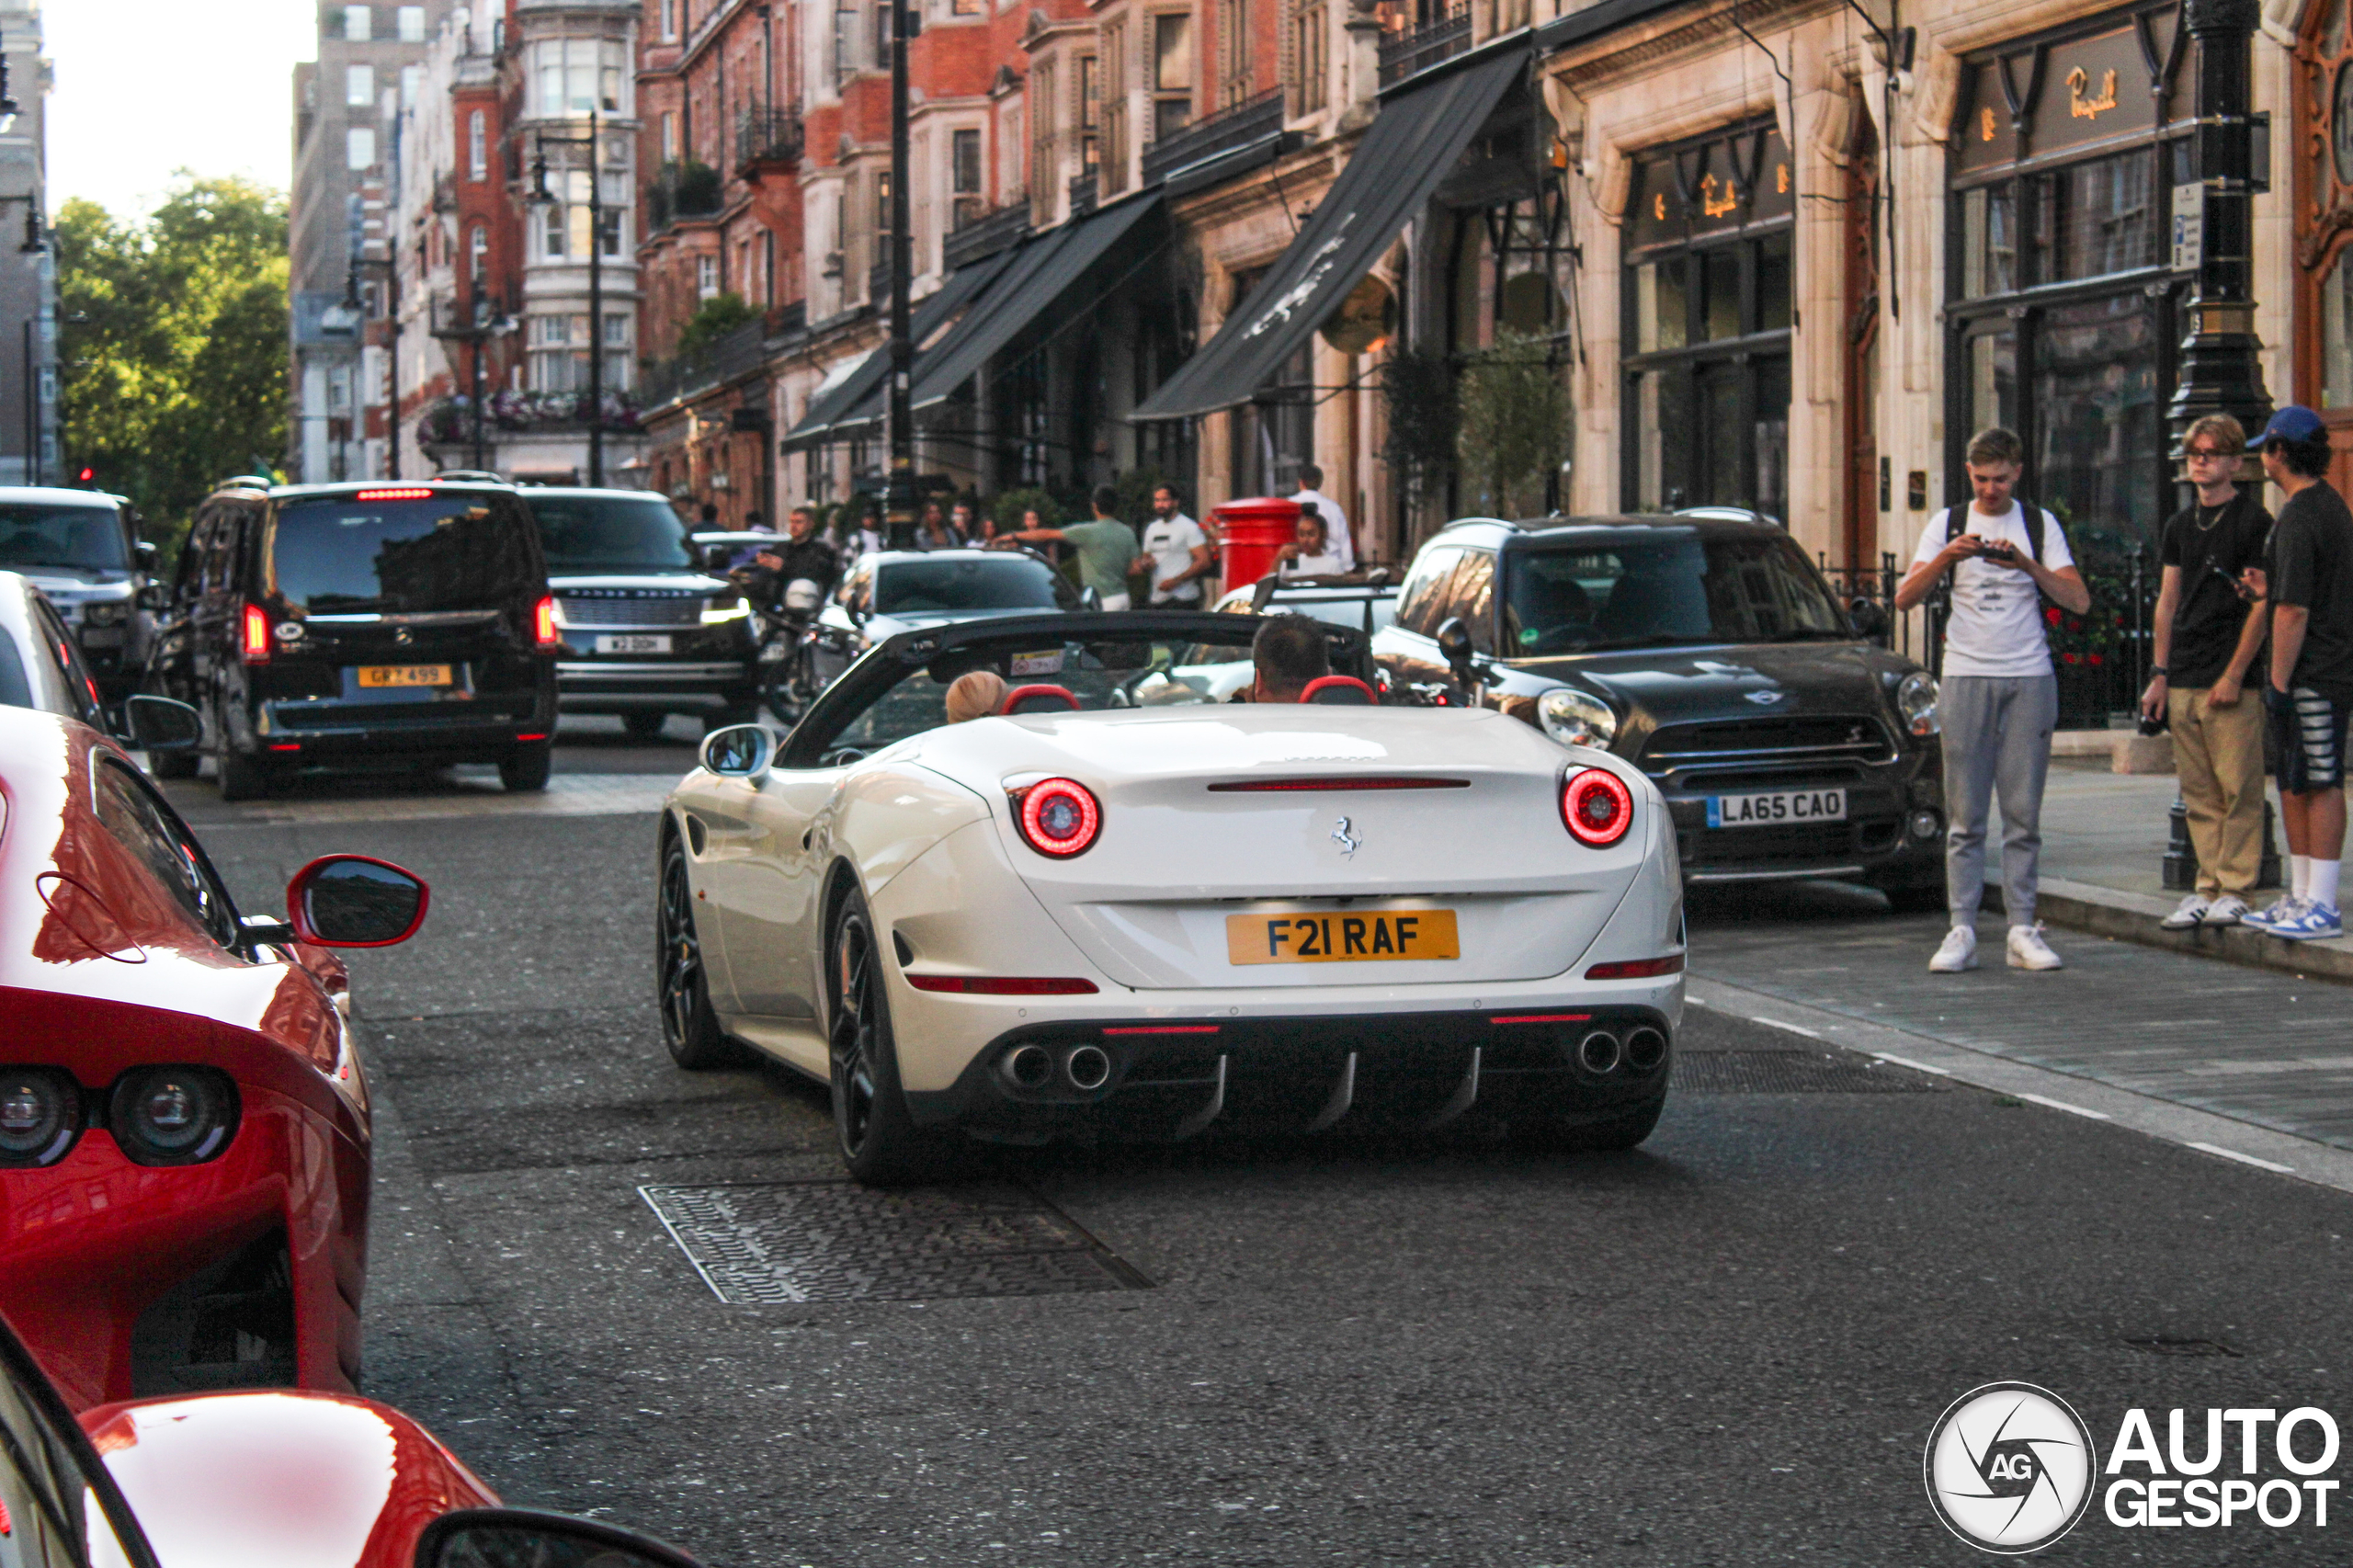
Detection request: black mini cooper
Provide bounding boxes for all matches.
[1374,515,1945,907]
[143,480,561,800]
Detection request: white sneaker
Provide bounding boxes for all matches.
[2245,896,2307,934]
[2161,894,2211,930]
[2007,923,2064,971]
[1929,926,1979,972]
[2204,894,2252,926]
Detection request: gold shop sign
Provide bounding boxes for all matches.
[2067,66,2120,119]
[1627,121,1794,251]
[1954,9,2176,176]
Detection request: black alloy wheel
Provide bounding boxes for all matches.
[499,741,553,792]
[212,700,271,801]
[761,647,820,727]
[622,711,669,740]
[657,840,745,1069]
[826,891,946,1186]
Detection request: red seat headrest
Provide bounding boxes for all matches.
[999,683,1083,715]
[1301,675,1377,705]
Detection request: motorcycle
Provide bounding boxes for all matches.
[751,576,830,727]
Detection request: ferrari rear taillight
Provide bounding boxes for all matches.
[240,603,272,665]
[109,1066,239,1166]
[1561,766,1633,847]
[532,594,562,649]
[0,1069,81,1167]
[1014,778,1101,858]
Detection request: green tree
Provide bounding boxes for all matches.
[55,176,290,554]
[673,292,760,358]
[1456,330,1569,520]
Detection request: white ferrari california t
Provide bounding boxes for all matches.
[656,612,1685,1183]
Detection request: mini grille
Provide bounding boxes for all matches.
[559,595,705,627]
[1643,714,1896,772]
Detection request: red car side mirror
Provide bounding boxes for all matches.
[286,855,430,948]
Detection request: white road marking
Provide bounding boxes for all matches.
[2018,1093,2110,1120]
[1870,1052,1951,1076]
[2187,1142,2295,1174]
[1749,1017,1823,1040]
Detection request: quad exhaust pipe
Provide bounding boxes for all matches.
[1625,1027,1668,1072]
[1577,1030,1623,1075]
[998,1041,1114,1093]
[1000,1044,1054,1090]
[1064,1044,1112,1091]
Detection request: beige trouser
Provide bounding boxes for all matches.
[2168,684,2269,897]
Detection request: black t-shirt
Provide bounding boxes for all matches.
[2269,479,2353,700]
[2159,490,2274,687]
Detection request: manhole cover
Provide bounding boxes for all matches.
[1673,1050,1944,1095]
[639,1179,1151,1304]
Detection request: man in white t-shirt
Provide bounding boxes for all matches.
[1893,426,2092,974]
[1133,484,1213,605]
[1290,464,1356,571]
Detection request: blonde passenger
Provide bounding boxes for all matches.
[945,670,1008,723]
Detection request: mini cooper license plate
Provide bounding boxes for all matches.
[596,633,673,654]
[1226,908,1461,965]
[1706,787,1847,828]
[357,664,453,688]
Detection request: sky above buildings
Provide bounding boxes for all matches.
[45,0,317,221]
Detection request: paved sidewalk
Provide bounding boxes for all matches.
[1689,903,2353,1157]
[1996,758,2353,982]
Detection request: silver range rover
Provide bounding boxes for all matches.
[521,488,763,738]
[0,487,156,701]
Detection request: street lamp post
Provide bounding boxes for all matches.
[430,280,516,472]
[884,0,915,547]
[2163,0,2280,891]
[530,109,606,487]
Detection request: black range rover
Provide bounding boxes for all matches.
[1374,515,1945,907]
[143,480,560,800]
[524,488,761,738]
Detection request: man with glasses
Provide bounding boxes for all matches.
[2142,415,2276,928]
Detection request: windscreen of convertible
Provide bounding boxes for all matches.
[1502,528,1847,655]
[872,555,1066,615]
[268,494,541,613]
[792,621,1361,762]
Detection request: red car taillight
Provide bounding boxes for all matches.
[532,594,561,649]
[1561,766,1633,846]
[1014,778,1101,858]
[355,487,435,500]
[240,603,272,665]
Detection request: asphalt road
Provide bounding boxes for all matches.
[168,721,2353,1565]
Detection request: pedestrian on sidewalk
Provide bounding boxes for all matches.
[2242,406,2353,941]
[992,485,1142,610]
[2143,414,2276,929]
[1893,426,2093,972]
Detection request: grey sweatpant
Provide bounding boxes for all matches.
[1941,674,2058,927]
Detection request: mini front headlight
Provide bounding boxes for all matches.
[1897,671,1940,738]
[1538,687,1619,749]
[82,600,127,626]
[109,1065,238,1165]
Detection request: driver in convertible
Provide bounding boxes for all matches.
[737,505,841,616]
[1233,614,1329,703]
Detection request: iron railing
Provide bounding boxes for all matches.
[639,319,767,407]
[1378,6,1470,85]
[944,199,1030,269]
[735,103,803,169]
[646,160,722,231]
[1141,86,1286,186]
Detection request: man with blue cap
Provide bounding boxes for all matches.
[2244,404,2353,940]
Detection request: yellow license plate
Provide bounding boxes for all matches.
[357,664,453,688]
[1225,908,1461,965]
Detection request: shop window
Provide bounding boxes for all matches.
[1619,120,1794,517]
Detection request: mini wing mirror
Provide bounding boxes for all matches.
[703,544,735,573]
[121,694,202,752]
[415,1508,706,1568]
[287,855,430,947]
[1433,616,1479,684]
[699,722,773,778]
[133,540,159,571]
[1848,597,1890,640]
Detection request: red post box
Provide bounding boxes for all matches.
[1211,496,1302,597]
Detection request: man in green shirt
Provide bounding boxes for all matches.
[991,485,1142,609]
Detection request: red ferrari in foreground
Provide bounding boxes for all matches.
[0,704,424,1409]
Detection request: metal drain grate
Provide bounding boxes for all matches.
[639,1179,1151,1304]
[1673,1050,1944,1095]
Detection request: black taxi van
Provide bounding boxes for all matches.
[143,480,560,800]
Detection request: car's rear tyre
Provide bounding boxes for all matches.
[499,742,552,792]
[215,745,272,801]
[827,890,950,1187]
[657,840,749,1069]
[1515,1093,1666,1153]
[622,711,669,740]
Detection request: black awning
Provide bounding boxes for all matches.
[779,251,1015,451]
[910,191,1165,409]
[1130,47,1526,422]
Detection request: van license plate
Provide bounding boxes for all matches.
[596,634,672,654]
[1226,908,1460,965]
[357,664,453,688]
[1706,788,1847,828]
